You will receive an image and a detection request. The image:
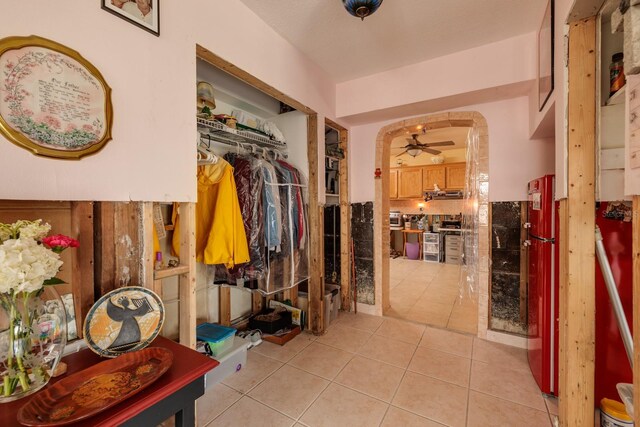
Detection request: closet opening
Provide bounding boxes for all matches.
[145,45,327,337]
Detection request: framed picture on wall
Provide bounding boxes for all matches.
[102,0,160,37]
[0,35,113,159]
[538,0,554,111]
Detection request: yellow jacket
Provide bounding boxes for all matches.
[173,159,250,268]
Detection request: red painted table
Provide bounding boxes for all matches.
[1,336,218,427]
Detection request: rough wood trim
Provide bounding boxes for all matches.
[178,202,196,347]
[219,286,231,326]
[70,202,94,339]
[141,202,155,290]
[308,114,324,334]
[196,45,315,115]
[558,198,569,424]
[634,196,640,426]
[560,17,597,427]
[252,292,263,314]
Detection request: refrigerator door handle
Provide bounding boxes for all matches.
[530,234,555,243]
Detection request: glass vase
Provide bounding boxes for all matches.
[0,286,67,402]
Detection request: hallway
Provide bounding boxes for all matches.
[388,258,478,334]
[191,313,557,427]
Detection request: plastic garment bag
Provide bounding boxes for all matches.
[459,126,480,299]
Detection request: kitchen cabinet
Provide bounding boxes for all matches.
[423,166,446,191]
[445,163,466,189]
[390,169,398,199]
[398,168,423,198]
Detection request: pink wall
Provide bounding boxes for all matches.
[336,32,537,120]
[0,0,340,202]
[349,97,556,203]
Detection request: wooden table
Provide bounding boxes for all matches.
[402,229,424,259]
[1,336,218,427]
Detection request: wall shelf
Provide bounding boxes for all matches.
[197,117,287,149]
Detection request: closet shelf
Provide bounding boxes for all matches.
[197,117,287,150]
[154,265,190,280]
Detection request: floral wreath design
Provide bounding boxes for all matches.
[2,50,104,150]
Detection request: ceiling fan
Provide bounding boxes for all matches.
[394,134,455,157]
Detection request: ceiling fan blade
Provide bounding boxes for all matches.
[422,148,441,155]
[395,150,409,157]
[425,140,455,147]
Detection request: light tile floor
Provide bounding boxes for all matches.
[191,314,558,427]
[388,258,478,334]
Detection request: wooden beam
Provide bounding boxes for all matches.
[634,196,640,426]
[196,45,315,115]
[219,286,231,326]
[70,202,94,339]
[308,114,324,334]
[560,17,597,427]
[519,201,528,325]
[141,202,155,290]
[558,199,569,424]
[567,0,606,23]
[178,202,196,348]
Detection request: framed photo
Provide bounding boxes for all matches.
[102,0,160,37]
[0,35,113,159]
[538,0,554,111]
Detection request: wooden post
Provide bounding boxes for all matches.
[141,202,155,291]
[178,202,196,348]
[559,17,597,427]
[633,196,640,425]
[308,114,324,334]
[338,127,351,311]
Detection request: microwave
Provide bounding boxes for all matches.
[390,211,403,230]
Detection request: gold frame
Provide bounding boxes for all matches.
[0,35,113,160]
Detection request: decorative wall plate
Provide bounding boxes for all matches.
[0,35,113,159]
[83,287,164,358]
[17,347,173,426]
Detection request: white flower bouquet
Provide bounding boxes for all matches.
[0,220,79,400]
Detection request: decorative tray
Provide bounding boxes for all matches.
[17,347,173,426]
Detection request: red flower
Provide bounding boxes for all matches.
[5,62,14,69]
[42,234,79,253]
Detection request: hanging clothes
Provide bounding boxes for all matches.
[257,159,282,251]
[172,158,249,268]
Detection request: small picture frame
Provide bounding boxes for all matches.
[538,0,554,111]
[101,0,160,37]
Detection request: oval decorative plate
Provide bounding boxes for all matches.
[17,347,173,426]
[83,287,164,358]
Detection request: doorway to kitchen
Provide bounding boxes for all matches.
[373,112,491,338]
[388,125,473,332]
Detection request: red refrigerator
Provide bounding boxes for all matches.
[527,175,633,402]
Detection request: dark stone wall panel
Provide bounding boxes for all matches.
[351,202,374,305]
[490,201,526,336]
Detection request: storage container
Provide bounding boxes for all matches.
[297,284,341,330]
[204,336,249,388]
[249,309,292,334]
[405,242,420,259]
[196,323,236,358]
[600,398,633,427]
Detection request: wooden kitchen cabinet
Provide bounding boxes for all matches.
[423,166,446,191]
[389,169,398,199]
[445,163,466,189]
[398,168,423,198]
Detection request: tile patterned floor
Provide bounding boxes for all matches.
[191,314,557,427]
[388,258,478,334]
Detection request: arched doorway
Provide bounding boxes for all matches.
[373,111,491,338]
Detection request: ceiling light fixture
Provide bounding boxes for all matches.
[342,0,383,20]
[406,148,422,157]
